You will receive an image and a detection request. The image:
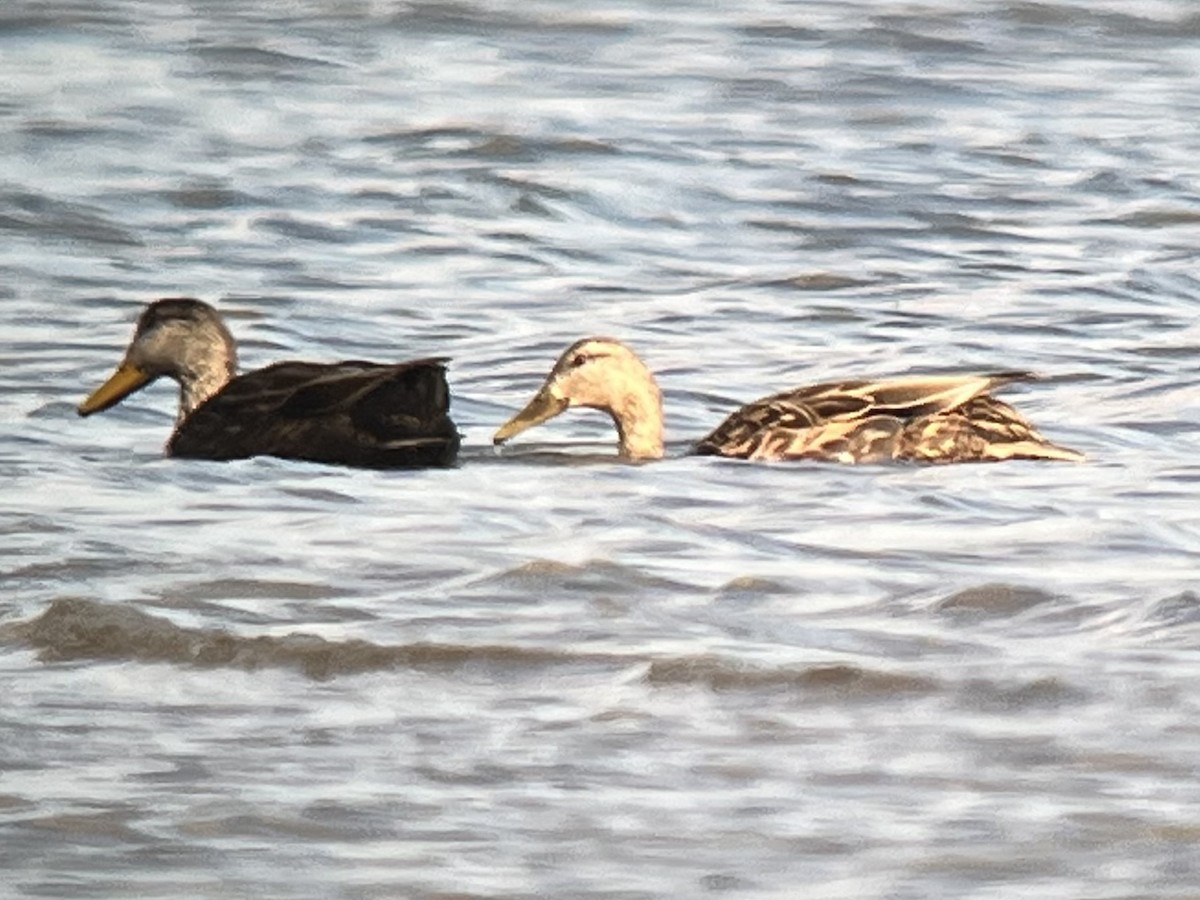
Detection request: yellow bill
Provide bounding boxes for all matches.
[77,362,153,417]
[493,388,568,445]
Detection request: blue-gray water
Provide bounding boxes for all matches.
[3,1,1200,897]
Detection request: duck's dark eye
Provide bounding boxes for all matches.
[570,354,588,368]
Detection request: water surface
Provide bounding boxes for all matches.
[3,1,1200,897]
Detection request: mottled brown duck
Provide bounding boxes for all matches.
[493,337,1082,464]
[78,298,459,468]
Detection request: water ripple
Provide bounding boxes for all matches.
[3,0,1200,895]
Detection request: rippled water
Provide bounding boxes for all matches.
[3,0,1200,896]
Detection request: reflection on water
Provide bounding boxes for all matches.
[3,0,1200,896]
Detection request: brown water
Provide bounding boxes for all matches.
[3,1,1200,897]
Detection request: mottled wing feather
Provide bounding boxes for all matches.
[696,371,1079,463]
[168,359,460,468]
[746,415,904,463]
[897,396,1083,463]
[810,372,1035,417]
[696,391,869,458]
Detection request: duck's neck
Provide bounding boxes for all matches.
[609,381,664,460]
[175,341,236,423]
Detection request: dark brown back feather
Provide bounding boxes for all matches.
[168,358,459,468]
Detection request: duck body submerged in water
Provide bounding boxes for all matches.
[78,298,460,469]
[493,337,1083,464]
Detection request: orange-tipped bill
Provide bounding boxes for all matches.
[493,388,568,445]
[77,362,153,417]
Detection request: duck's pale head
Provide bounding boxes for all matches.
[493,337,664,459]
[78,297,237,422]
